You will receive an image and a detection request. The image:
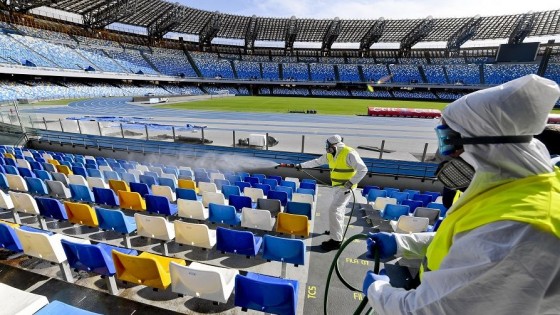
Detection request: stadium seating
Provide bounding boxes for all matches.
[170,261,238,303]
[234,272,299,315]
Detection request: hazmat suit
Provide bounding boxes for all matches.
[366,74,560,315]
[300,135,367,249]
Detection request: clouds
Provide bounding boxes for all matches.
[179,0,559,19]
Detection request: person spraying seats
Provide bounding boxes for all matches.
[362,74,560,315]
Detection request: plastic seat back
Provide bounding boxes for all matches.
[6,174,28,192]
[109,179,130,194]
[216,227,262,257]
[262,234,305,266]
[152,185,176,202]
[87,177,108,190]
[0,221,23,252]
[372,197,397,211]
[51,172,69,186]
[176,188,198,201]
[16,228,89,263]
[243,187,264,202]
[198,182,217,194]
[35,197,68,220]
[139,174,158,187]
[134,213,175,241]
[402,199,423,214]
[413,207,441,225]
[130,182,151,198]
[25,177,48,195]
[382,204,410,221]
[412,193,433,207]
[170,261,238,304]
[202,191,226,208]
[177,199,208,220]
[112,250,185,290]
[92,187,119,207]
[285,201,313,220]
[234,272,298,315]
[256,198,282,217]
[221,185,240,199]
[393,216,429,233]
[275,213,309,237]
[208,203,240,226]
[10,192,40,215]
[228,194,252,212]
[95,207,136,234]
[241,208,274,231]
[427,202,448,217]
[69,184,95,203]
[64,201,99,227]
[173,221,216,249]
[45,180,71,199]
[267,190,288,206]
[118,190,146,211]
[120,173,138,185]
[35,170,52,181]
[145,194,177,216]
[366,189,388,203]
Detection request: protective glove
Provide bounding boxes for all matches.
[295,164,302,171]
[366,232,397,259]
[362,269,390,295]
[343,181,353,189]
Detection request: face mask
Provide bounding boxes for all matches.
[436,157,475,190]
[435,125,534,156]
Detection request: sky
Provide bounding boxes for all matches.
[178,0,559,19]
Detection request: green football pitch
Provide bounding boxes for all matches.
[159,96,560,115]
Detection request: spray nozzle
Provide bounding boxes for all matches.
[276,163,298,169]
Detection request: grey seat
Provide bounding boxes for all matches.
[51,172,69,186]
[46,180,71,199]
[256,198,282,217]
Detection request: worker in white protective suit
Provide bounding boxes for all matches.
[296,135,367,251]
[362,74,560,315]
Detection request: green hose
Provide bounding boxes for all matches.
[323,233,380,315]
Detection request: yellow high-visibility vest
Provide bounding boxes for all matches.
[421,168,560,278]
[327,146,358,189]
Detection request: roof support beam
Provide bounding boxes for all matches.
[1,0,57,12]
[199,11,221,48]
[321,17,341,53]
[446,15,481,56]
[399,16,434,57]
[244,15,258,52]
[285,16,298,53]
[508,11,536,44]
[359,17,385,51]
[147,3,184,39]
[83,0,137,30]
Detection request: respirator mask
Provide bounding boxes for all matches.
[434,124,533,189]
[326,138,342,155]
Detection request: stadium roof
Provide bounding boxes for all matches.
[45,0,560,43]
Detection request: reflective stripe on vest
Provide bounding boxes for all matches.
[326,146,357,189]
[420,168,560,279]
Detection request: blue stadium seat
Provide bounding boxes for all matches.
[120,173,137,184]
[390,191,409,204]
[35,197,68,221]
[228,195,252,212]
[280,180,297,192]
[17,167,34,178]
[244,177,260,185]
[73,166,88,178]
[296,188,314,196]
[92,187,120,207]
[158,177,177,191]
[226,175,241,184]
[267,190,288,206]
[87,168,103,178]
[29,161,43,171]
[252,174,266,182]
[25,177,48,195]
[299,182,316,192]
[103,171,120,182]
[175,188,198,201]
[5,165,19,175]
[382,204,410,221]
[234,272,298,315]
[263,178,278,190]
[427,202,448,216]
[402,199,423,214]
[34,300,102,315]
[412,193,433,207]
[208,203,241,226]
[95,207,137,235]
[130,182,151,198]
[145,194,178,216]
[234,181,251,191]
[216,227,262,257]
[362,185,381,197]
[285,201,312,220]
[221,185,241,200]
[213,178,230,190]
[139,174,158,187]
[275,185,293,201]
[34,170,52,181]
[261,235,305,266]
[268,175,282,184]
[0,173,7,189]
[69,184,95,203]
[253,183,271,195]
[0,222,23,252]
[366,189,388,203]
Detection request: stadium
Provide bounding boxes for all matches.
[0,0,558,314]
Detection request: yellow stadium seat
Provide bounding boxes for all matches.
[275,212,310,237]
[55,165,73,175]
[47,159,60,165]
[112,250,186,290]
[109,180,130,194]
[0,220,19,228]
[3,153,15,159]
[63,201,99,227]
[118,190,146,211]
[178,179,198,193]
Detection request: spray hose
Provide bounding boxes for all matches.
[323,233,379,315]
[277,164,378,314]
